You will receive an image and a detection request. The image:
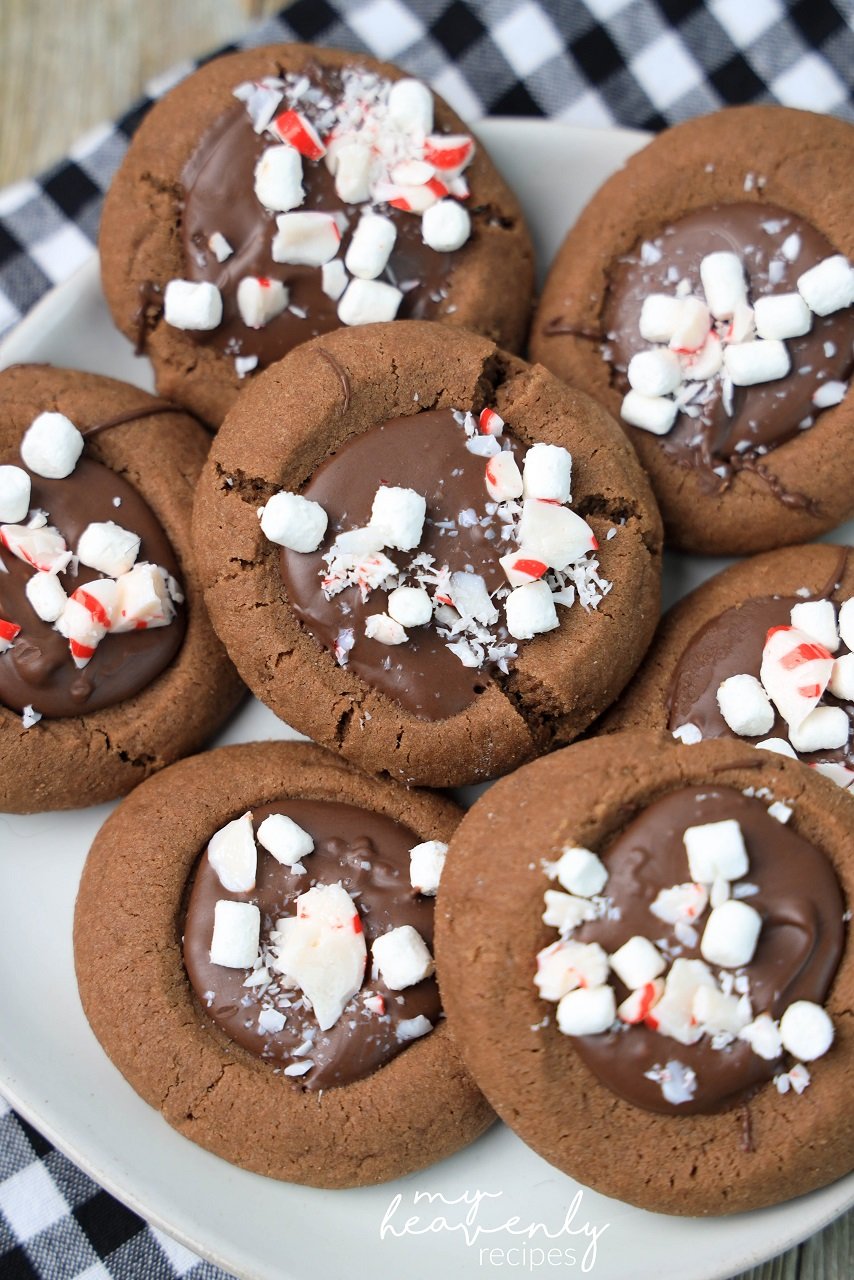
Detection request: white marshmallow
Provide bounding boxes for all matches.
[797,254,854,316]
[397,1015,432,1041]
[692,986,751,1036]
[485,451,524,501]
[738,1013,783,1060]
[761,625,833,729]
[700,899,762,969]
[522,443,572,503]
[499,550,548,588]
[617,979,665,1024]
[669,296,710,352]
[788,705,850,752]
[753,292,812,340]
[638,294,683,343]
[345,213,397,280]
[716,673,775,737]
[648,958,715,1045]
[505,580,559,640]
[236,276,288,328]
[829,652,854,700]
[542,889,597,934]
[556,985,615,1036]
[112,563,174,632]
[609,936,665,989]
[755,736,798,758]
[620,390,678,435]
[271,883,366,1030]
[700,251,747,319]
[260,492,328,552]
[681,331,722,381]
[0,522,71,574]
[421,200,471,252]
[535,941,610,999]
[163,279,223,331]
[20,412,85,479]
[272,211,340,266]
[76,521,140,578]
[370,484,425,551]
[56,580,118,666]
[337,278,403,325]
[517,499,597,569]
[209,900,261,969]
[333,142,373,204]
[372,925,434,990]
[671,722,702,745]
[449,571,498,625]
[627,348,683,397]
[208,811,257,893]
[684,818,749,883]
[387,585,432,628]
[790,599,839,652]
[723,339,790,386]
[254,145,304,211]
[709,875,730,909]
[779,1001,834,1060]
[649,881,708,925]
[552,845,608,898]
[321,258,348,300]
[365,613,408,645]
[24,571,67,623]
[839,598,854,650]
[409,839,447,895]
[208,231,233,262]
[0,466,31,523]
[257,813,314,866]
[387,78,433,134]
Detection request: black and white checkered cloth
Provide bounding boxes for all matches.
[0,1,851,1276]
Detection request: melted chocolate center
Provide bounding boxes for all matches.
[182,798,440,1090]
[572,787,844,1114]
[0,459,185,717]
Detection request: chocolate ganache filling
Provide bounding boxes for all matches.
[603,203,854,478]
[571,787,844,1115]
[0,459,185,717]
[183,799,440,1090]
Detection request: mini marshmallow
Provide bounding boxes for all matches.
[76,521,140,578]
[552,845,608,898]
[337,278,403,326]
[210,900,261,969]
[112,563,174,632]
[723,339,790,386]
[828,653,854,700]
[700,899,762,969]
[257,813,314,866]
[692,986,751,1036]
[254,145,304,211]
[345,213,397,280]
[649,882,708,925]
[485,452,523,501]
[797,254,854,316]
[761,625,833,729]
[647,958,715,1045]
[321,259,348,300]
[163,280,223,331]
[450,571,498,625]
[397,1015,432,1041]
[332,141,373,203]
[700,251,747,319]
[0,522,72,574]
[536,941,609,1000]
[499,551,548,589]
[617,979,664,1025]
[272,212,340,267]
[790,599,839,652]
[25,571,67,623]
[208,811,257,893]
[369,484,425,551]
[517,499,597,570]
[753,292,812,340]
[20,412,85,479]
[669,296,710,352]
[208,231,233,262]
[638,294,683,343]
[365,613,408,645]
[522,443,572,503]
[505,580,559,640]
[236,276,288,328]
[671,723,702,745]
[779,1001,834,1061]
[556,985,616,1036]
[738,1013,783,1060]
[542,889,598,933]
[409,839,447,895]
[716,673,775,737]
[755,737,798,758]
[260,492,328,552]
[387,78,433,134]
[372,925,434,990]
[609,936,665,990]
[627,348,683,397]
[839,598,854,650]
[620,390,678,436]
[0,466,31,523]
[387,585,432,628]
[788,705,850,752]
[421,200,471,252]
[683,818,749,883]
[272,883,366,1030]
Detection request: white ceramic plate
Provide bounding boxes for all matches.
[1,120,852,1280]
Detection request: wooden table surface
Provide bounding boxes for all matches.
[0,4,851,1279]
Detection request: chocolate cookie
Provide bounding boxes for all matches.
[435,732,854,1215]
[74,740,493,1186]
[100,43,535,428]
[530,106,854,554]
[192,321,663,788]
[0,364,244,811]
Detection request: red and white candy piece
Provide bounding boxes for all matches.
[372,925,434,990]
[254,145,304,212]
[257,813,314,867]
[25,571,67,623]
[542,889,598,933]
[345,213,397,279]
[423,135,474,173]
[387,78,434,135]
[521,443,572,503]
[270,108,326,160]
[828,653,854,700]
[369,484,425,551]
[272,882,366,1031]
[163,280,222,331]
[55,579,117,667]
[649,881,708,925]
[421,200,471,252]
[365,613,408,645]
[699,251,747,319]
[517,499,597,570]
[680,330,722,381]
[723,338,790,386]
[535,939,609,1001]
[409,839,447,896]
[797,254,854,316]
[788,705,850,752]
[0,465,31,523]
[620,390,678,436]
[77,520,140,578]
[618,979,664,1025]
[387,585,432,628]
[683,818,749,883]
[639,294,683,344]
[609,935,665,989]
[449,570,498,625]
[627,348,683,398]
[692,986,751,1036]
[499,551,548,589]
[321,259,348,300]
[209,900,261,969]
[738,1013,783,1060]
[753,292,812,340]
[260,491,328,553]
[377,180,441,214]
[337,278,403,326]
[779,1000,834,1061]
[21,412,85,479]
[332,141,373,204]
[646,958,715,1045]
[272,212,340,267]
[207,811,257,893]
[478,408,504,436]
[716,673,774,737]
[0,618,21,653]
[485,452,523,502]
[0,522,72,574]
[112,563,175,632]
[790,599,838,652]
[551,845,608,898]
[700,899,762,969]
[556,985,615,1036]
[760,625,833,730]
[505,580,558,640]
[236,276,288,328]
[669,296,710,354]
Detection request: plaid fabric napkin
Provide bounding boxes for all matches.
[0,1,851,1277]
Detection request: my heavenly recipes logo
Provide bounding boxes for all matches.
[379,1188,608,1271]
